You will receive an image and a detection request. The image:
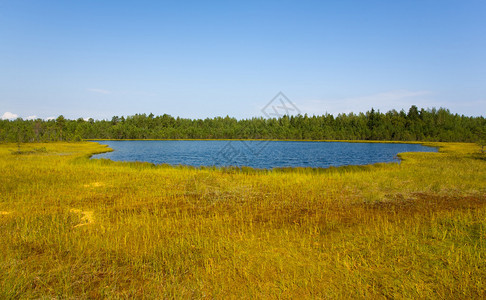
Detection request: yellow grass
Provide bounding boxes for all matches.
[0,141,485,298]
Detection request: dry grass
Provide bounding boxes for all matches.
[0,141,485,298]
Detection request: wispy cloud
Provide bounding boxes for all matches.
[118,90,158,97]
[26,115,38,120]
[298,90,435,116]
[87,88,112,95]
[441,99,486,117]
[87,88,158,97]
[1,112,19,120]
[360,90,432,102]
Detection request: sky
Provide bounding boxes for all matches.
[1,0,485,120]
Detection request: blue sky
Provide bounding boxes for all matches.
[1,0,485,120]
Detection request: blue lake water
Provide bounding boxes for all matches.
[91,140,437,169]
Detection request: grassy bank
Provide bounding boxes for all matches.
[0,142,485,298]
[89,138,433,144]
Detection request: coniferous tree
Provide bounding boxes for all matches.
[1,107,485,143]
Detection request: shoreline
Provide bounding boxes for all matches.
[87,138,445,145]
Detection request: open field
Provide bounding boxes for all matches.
[0,141,485,298]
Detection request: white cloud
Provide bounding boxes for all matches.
[87,88,112,95]
[298,90,435,116]
[1,112,19,120]
[26,115,38,120]
[45,117,56,120]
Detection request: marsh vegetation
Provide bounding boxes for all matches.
[0,142,485,298]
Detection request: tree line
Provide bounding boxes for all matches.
[1,106,485,143]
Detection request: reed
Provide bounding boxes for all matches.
[0,141,484,298]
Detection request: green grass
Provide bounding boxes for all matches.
[0,141,485,298]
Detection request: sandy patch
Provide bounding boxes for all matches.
[83,182,105,188]
[70,208,95,228]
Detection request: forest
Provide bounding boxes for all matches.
[1,106,485,143]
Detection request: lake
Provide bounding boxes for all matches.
[91,140,437,169]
